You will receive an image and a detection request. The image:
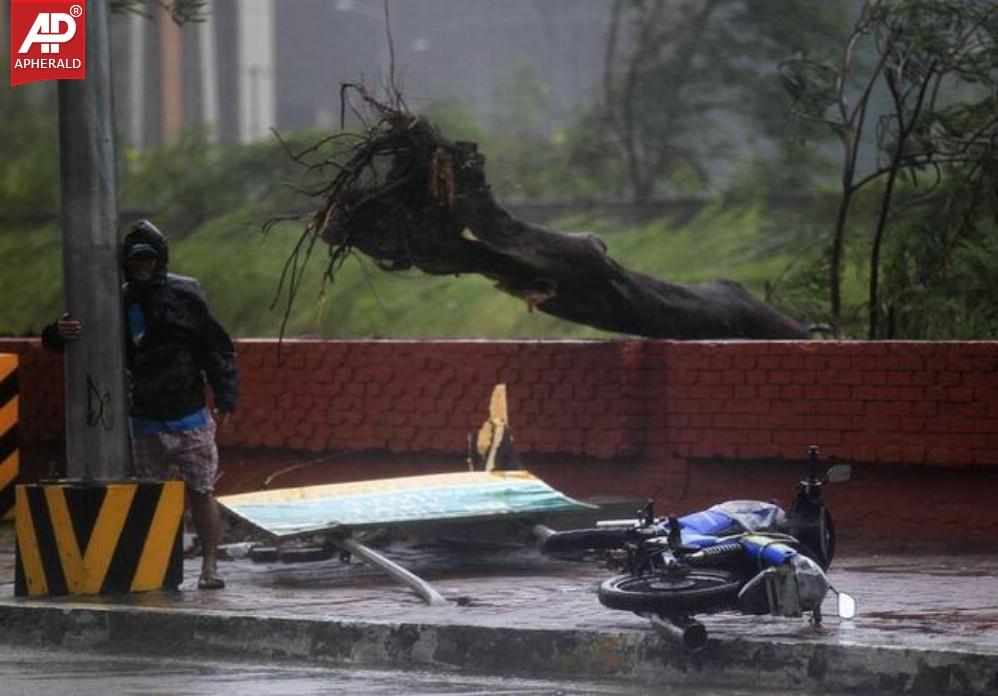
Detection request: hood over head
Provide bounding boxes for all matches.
[122,219,169,282]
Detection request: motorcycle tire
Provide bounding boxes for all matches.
[541,527,632,554]
[790,506,836,570]
[598,569,741,615]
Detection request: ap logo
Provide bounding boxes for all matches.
[10,1,87,87]
[18,12,78,54]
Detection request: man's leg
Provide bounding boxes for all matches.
[168,416,224,588]
[188,488,222,583]
[131,431,171,481]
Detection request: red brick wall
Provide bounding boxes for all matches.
[228,340,641,458]
[4,338,997,538]
[660,341,998,467]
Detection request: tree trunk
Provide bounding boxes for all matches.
[307,116,808,340]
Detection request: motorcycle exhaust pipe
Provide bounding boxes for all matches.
[647,613,708,652]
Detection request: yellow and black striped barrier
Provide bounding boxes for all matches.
[0,354,18,521]
[15,480,185,597]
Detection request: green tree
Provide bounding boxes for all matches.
[120,130,329,234]
[426,65,589,202]
[487,62,573,200]
[0,81,58,220]
[782,0,998,337]
[572,0,849,204]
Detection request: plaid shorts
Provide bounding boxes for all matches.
[130,415,219,494]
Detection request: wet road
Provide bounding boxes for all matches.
[3,532,998,694]
[100,535,998,655]
[0,645,773,695]
[4,534,998,656]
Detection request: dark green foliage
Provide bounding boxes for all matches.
[879,162,998,339]
[424,67,597,202]
[782,0,998,337]
[569,0,850,204]
[0,82,58,219]
[4,1,996,338]
[120,130,344,236]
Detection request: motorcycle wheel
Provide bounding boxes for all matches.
[792,507,836,570]
[541,527,631,554]
[598,569,741,615]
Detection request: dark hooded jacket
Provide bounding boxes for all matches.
[42,220,238,420]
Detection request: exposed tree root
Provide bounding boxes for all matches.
[272,88,807,340]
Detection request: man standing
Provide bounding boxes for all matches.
[43,220,237,589]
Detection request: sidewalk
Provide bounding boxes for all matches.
[2,532,997,694]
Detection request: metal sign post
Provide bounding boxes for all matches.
[57,0,129,479]
[16,4,183,599]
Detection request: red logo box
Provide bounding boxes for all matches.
[10,0,87,87]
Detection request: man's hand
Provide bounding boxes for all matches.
[56,314,83,341]
[213,409,232,427]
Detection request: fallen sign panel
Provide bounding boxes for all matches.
[218,470,595,541]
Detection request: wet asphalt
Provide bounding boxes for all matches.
[0,643,808,695]
[2,528,998,693]
[21,534,990,656]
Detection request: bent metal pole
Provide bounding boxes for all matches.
[57,0,129,479]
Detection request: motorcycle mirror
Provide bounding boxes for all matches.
[826,464,852,483]
[837,591,857,619]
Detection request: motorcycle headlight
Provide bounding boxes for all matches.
[791,554,830,611]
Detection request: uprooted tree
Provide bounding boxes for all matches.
[272,88,808,340]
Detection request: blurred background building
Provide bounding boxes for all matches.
[112,0,610,148]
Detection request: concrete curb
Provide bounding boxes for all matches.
[1,600,996,694]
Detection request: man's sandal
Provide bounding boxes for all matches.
[198,574,225,590]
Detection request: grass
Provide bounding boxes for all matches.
[0,197,858,339]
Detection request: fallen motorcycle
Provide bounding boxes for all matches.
[538,445,856,650]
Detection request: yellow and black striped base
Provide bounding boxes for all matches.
[0,354,18,521]
[15,481,185,597]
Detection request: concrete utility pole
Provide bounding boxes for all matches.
[58,0,129,479]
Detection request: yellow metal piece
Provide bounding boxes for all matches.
[131,481,184,591]
[0,354,18,520]
[0,355,15,380]
[15,481,184,597]
[42,487,82,593]
[474,384,509,472]
[45,485,137,594]
[489,383,509,423]
[0,452,17,493]
[0,394,16,435]
[14,486,48,597]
